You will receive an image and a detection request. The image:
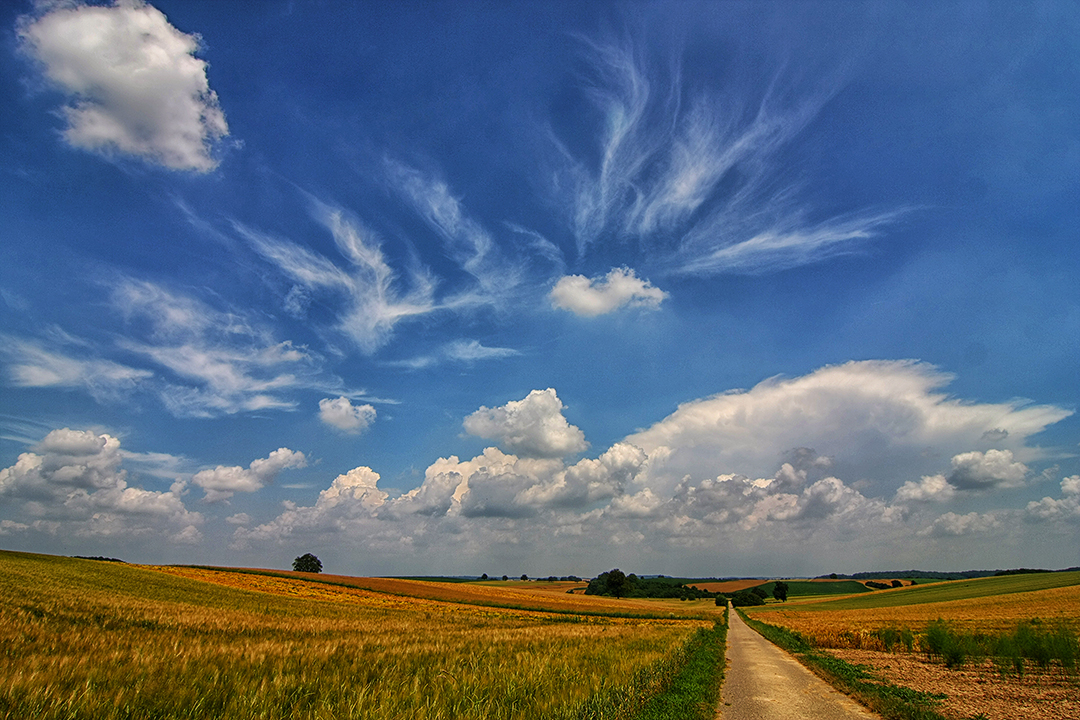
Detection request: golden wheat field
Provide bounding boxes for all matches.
[189,566,722,617]
[0,550,709,720]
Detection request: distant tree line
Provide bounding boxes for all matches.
[478,573,582,582]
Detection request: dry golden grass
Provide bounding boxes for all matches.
[190,566,720,617]
[1,551,708,720]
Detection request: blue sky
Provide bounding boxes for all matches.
[1,0,1077,578]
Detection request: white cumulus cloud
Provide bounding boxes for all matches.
[232,466,387,547]
[0,428,202,539]
[549,267,667,317]
[625,360,1071,496]
[319,397,376,434]
[946,449,1028,490]
[19,0,229,171]
[463,389,588,458]
[193,447,307,501]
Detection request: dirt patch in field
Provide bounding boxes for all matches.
[829,648,1080,720]
[690,579,764,593]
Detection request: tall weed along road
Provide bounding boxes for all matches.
[719,605,881,719]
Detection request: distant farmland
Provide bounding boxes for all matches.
[746,571,1080,637]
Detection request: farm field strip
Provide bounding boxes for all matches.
[759,571,1080,612]
[196,565,718,617]
[0,550,708,720]
[746,573,1080,642]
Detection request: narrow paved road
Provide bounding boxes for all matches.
[718,607,881,719]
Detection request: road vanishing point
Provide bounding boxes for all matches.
[718,607,882,719]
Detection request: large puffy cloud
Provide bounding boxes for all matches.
[229,367,1076,575]
[549,267,667,316]
[894,449,1030,502]
[19,0,228,171]
[0,428,202,542]
[232,466,387,546]
[463,389,588,459]
[193,448,307,502]
[625,360,1071,496]
[319,397,376,434]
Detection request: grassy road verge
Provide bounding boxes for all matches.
[738,611,950,720]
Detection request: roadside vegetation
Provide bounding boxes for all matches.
[0,550,724,720]
[739,612,952,720]
[741,571,1080,719]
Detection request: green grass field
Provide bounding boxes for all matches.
[755,580,871,597]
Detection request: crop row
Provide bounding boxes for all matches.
[769,618,1079,676]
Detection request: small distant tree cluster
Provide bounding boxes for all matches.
[585,569,719,600]
[729,587,767,607]
[292,553,322,573]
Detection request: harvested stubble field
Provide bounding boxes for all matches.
[745,572,1080,720]
[0,550,713,720]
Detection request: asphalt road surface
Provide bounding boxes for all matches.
[718,607,882,719]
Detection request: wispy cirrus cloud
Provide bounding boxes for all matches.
[386,340,520,370]
[1,335,152,401]
[237,205,437,354]
[111,278,320,416]
[554,38,906,276]
[385,160,524,305]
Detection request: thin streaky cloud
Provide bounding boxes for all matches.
[386,160,524,302]
[556,37,904,277]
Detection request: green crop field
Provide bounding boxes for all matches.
[755,580,871,597]
[0,550,724,720]
[779,571,1080,612]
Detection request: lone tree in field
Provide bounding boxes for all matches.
[292,553,322,573]
[772,581,789,602]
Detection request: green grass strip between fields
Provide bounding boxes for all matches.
[629,610,728,720]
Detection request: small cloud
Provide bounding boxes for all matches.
[192,447,307,501]
[549,267,667,317]
[895,474,956,503]
[981,428,1009,442]
[225,512,250,525]
[443,340,519,363]
[170,524,203,544]
[947,449,1028,490]
[318,397,376,434]
[19,1,229,171]
[921,511,999,537]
